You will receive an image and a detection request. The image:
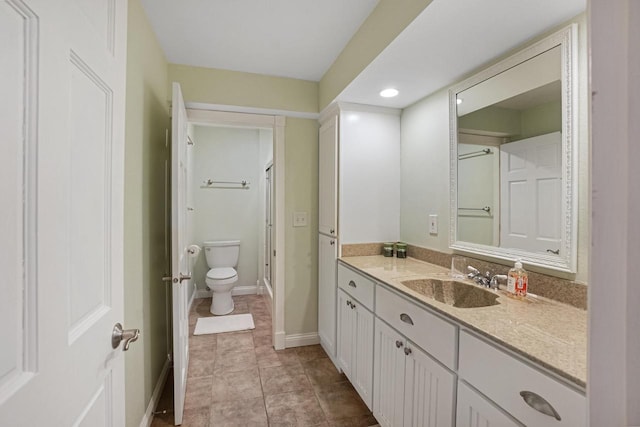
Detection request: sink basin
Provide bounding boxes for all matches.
[400,278,500,308]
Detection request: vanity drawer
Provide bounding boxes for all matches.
[337,264,375,311]
[458,331,586,427]
[376,285,457,369]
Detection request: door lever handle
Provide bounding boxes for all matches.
[112,323,140,351]
[162,274,191,284]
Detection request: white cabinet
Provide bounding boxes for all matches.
[337,289,374,409]
[374,318,456,427]
[319,114,338,236]
[318,233,337,357]
[456,381,520,427]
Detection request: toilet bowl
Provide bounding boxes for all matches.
[203,240,240,315]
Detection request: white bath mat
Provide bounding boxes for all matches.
[194,314,255,335]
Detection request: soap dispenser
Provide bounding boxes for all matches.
[507,260,528,297]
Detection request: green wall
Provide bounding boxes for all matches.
[124,1,171,426]
[319,0,433,109]
[169,64,318,113]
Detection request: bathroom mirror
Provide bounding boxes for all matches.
[449,25,578,273]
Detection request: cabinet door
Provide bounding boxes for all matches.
[403,342,456,427]
[319,115,338,236]
[374,318,406,427]
[337,289,355,375]
[353,302,374,410]
[318,234,337,357]
[456,382,521,427]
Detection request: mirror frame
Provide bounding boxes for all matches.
[448,24,578,273]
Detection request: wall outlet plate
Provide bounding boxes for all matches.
[429,214,438,234]
[293,211,308,227]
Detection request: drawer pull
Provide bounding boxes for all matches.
[400,313,414,325]
[519,391,562,421]
[348,280,357,288]
[395,340,403,348]
[404,347,412,356]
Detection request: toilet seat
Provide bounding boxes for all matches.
[206,267,237,281]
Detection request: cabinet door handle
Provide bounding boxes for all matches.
[404,347,412,356]
[400,313,414,325]
[330,228,335,234]
[330,240,335,246]
[346,300,351,307]
[519,391,562,421]
[395,340,403,348]
[348,280,357,288]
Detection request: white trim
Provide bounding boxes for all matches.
[337,101,401,116]
[186,102,319,120]
[285,332,320,348]
[140,358,170,427]
[274,331,286,349]
[273,117,286,350]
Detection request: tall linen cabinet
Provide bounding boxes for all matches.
[317,102,401,367]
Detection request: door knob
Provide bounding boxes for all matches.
[112,323,140,351]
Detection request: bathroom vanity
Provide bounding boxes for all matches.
[335,255,586,427]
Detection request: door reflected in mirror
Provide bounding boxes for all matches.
[449,26,578,273]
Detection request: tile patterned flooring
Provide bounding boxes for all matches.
[151,295,378,427]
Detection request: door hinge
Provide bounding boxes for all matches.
[273,250,276,257]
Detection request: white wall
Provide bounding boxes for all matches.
[191,126,263,290]
[400,14,589,283]
[339,107,401,244]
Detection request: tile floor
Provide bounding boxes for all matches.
[151,294,378,427]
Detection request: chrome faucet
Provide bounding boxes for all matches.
[467,266,507,290]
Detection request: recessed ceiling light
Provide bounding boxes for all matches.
[380,88,399,98]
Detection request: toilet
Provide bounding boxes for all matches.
[203,240,240,315]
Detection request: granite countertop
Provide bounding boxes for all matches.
[339,255,587,389]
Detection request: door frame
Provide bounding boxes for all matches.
[185,108,287,349]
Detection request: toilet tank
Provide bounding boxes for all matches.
[203,240,240,268]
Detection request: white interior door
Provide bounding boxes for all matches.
[0,0,129,425]
[171,82,190,425]
[500,132,562,254]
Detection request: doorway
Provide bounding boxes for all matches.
[184,109,286,348]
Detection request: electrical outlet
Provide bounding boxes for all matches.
[429,214,438,234]
[293,211,308,227]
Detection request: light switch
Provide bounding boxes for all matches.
[293,211,308,227]
[429,214,438,234]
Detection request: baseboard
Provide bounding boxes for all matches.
[274,331,286,350]
[139,358,170,427]
[232,285,258,295]
[285,332,320,348]
[193,284,258,299]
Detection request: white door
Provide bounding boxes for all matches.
[373,318,407,427]
[337,289,354,375]
[0,0,129,425]
[318,233,337,357]
[500,132,562,254]
[403,342,455,427]
[171,82,190,425]
[352,304,374,410]
[318,115,338,236]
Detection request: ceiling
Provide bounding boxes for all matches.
[141,0,586,111]
[338,0,586,109]
[140,0,379,81]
